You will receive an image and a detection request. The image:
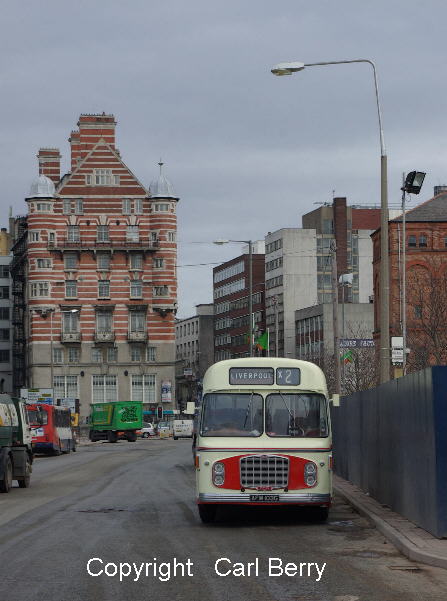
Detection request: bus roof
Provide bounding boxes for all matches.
[202,358,328,396]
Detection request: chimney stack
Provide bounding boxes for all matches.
[37,148,61,184]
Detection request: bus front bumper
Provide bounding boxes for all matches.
[197,493,331,505]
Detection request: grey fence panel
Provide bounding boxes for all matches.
[332,366,447,538]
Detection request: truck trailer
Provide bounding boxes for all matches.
[89,401,143,443]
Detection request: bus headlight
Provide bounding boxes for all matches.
[212,462,225,486]
[304,462,317,487]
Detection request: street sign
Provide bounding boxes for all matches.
[339,339,374,348]
[20,388,54,404]
[391,337,404,364]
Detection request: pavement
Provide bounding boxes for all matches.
[334,474,447,569]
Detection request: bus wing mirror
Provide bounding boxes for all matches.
[331,394,340,407]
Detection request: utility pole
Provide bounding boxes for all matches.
[331,241,341,394]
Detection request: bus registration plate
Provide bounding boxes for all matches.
[249,494,280,502]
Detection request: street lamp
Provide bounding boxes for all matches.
[214,239,253,357]
[400,171,425,374]
[271,58,390,383]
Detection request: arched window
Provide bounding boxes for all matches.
[419,234,427,247]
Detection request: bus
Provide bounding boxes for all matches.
[195,358,332,523]
[27,404,76,455]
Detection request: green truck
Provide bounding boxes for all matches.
[0,394,33,493]
[89,401,143,443]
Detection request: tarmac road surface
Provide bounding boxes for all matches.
[1,439,447,601]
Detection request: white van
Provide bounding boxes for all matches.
[173,419,194,440]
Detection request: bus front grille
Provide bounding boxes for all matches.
[240,455,289,489]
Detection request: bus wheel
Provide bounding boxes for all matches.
[198,504,217,524]
[0,457,13,493]
[18,460,31,488]
[127,432,137,442]
[311,507,329,522]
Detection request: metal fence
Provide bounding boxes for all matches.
[331,366,447,538]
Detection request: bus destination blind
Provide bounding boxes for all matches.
[229,368,274,385]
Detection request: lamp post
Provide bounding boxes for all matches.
[271,58,390,382]
[214,239,253,357]
[400,171,426,374]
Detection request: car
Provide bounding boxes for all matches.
[140,423,156,438]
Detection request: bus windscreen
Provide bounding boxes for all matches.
[266,393,328,438]
[201,393,263,437]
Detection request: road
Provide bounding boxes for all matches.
[1,439,447,601]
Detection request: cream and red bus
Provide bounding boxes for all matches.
[195,358,332,523]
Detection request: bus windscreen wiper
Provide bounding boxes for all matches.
[278,391,294,419]
[243,392,254,429]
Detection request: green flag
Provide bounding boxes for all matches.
[255,331,269,350]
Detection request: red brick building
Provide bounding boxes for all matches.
[372,187,447,373]
[13,113,178,420]
[213,245,265,360]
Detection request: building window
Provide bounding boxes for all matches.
[97,253,110,270]
[415,305,422,319]
[107,347,118,362]
[130,311,146,332]
[63,311,79,333]
[0,350,10,363]
[0,308,9,320]
[48,232,55,244]
[91,348,103,363]
[96,311,112,333]
[154,203,170,212]
[53,348,64,364]
[53,375,78,400]
[150,231,159,242]
[0,329,10,341]
[30,282,49,297]
[98,280,110,298]
[130,280,142,298]
[126,225,140,242]
[36,258,52,269]
[419,234,427,247]
[0,287,9,299]
[68,347,80,363]
[154,286,168,297]
[63,199,72,215]
[30,231,40,242]
[131,346,142,362]
[74,199,84,215]
[146,346,156,362]
[64,253,78,270]
[408,235,417,248]
[0,266,9,277]
[130,254,143,270]
[86,174,92,185]
[65,280,78,298]
[94,169,119,186]
[97,225,110,242]
[92,375,117,402]
[167,231,176,242]
[67,226,80,242]
[153,257,164,269]
[36,202,52,212]
[131,374,156,403]
[122,199,132,215]
[134,199,143,215]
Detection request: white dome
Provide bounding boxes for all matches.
[27,174,55,199]
[149,162,178,199]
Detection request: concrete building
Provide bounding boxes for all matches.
[0,229,12,393]
[175,303,214,406]
[10,113,178,421]
[265,197,399,358]
[213,242,265,360]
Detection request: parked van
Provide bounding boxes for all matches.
[173,419,194,440]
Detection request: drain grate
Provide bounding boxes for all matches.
[78,508,127,513]
[389,565,422,572]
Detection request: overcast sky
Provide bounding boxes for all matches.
[2,1,446,318]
